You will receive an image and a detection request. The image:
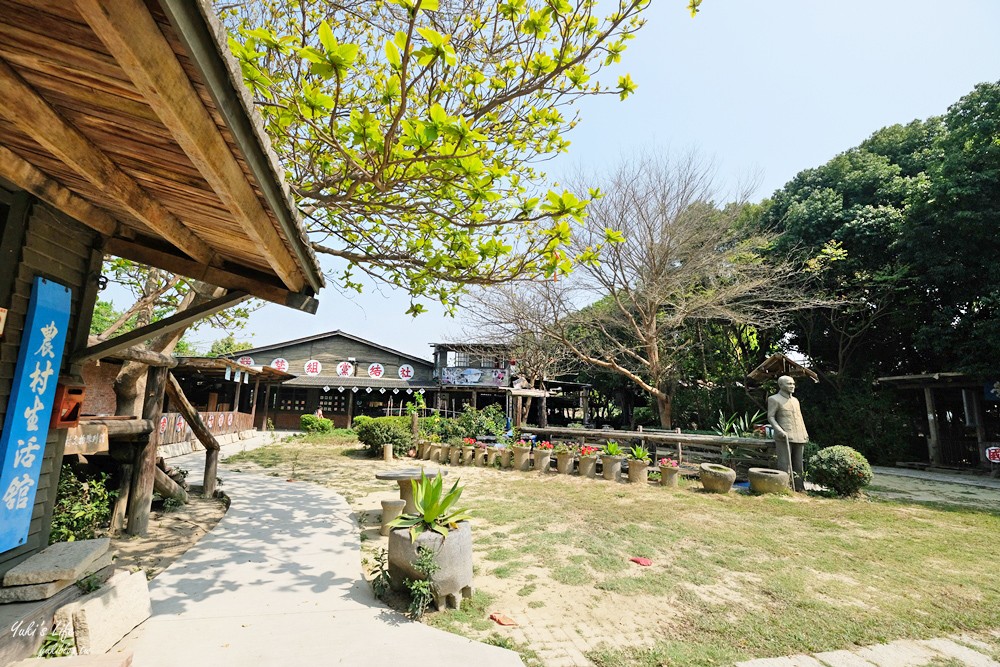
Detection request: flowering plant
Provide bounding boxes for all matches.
[659,457,679,468]
[513,439,530,448]
[535,441,553,451]
[462,437,477,446]
[580,445,599,457]
[553,442,575,455]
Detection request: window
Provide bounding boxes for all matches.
[275,388,308,411]
[319,392,347,414]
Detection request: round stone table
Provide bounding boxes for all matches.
[375,468,448,514]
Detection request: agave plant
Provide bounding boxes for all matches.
[602,440,623,456]
[627,444,651,463]
[715,410,767,438]
[387,472,472,541]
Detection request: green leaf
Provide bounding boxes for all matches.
[385,40,402,68]
[318,20,338,53]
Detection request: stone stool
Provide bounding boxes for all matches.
[380,499,407,537]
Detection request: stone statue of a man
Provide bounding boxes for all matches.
[767,375,809,492]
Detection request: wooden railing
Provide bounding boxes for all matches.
[157,410,254,445]
[520,425,777,468]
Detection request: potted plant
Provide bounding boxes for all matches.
[534,440,554,473]
[600,440,625,482]
[626,444,651,484]
[497,441,513,469]
[658,457,680,487]
[387,472,474,611]
[578,445,599,478]
[429,441,443,463]
[512,439,532,471]
[474,442,488,467]
[554,443,576,474]
[439,443,452,465]
[449,443,462,466]
[461,437,476,466]
[699,463,736,493]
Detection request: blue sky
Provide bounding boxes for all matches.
[182,0,1000,361]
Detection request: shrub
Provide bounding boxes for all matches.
[353,416,413,457]
[807,445,873,497]
[50,465,115,544]
[300,414,334,433]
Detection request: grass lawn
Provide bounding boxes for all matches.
[225,435,1000,667]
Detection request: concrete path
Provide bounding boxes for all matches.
[112,432,523,666]
[737,635,1000,667]
[873,466,1000,491]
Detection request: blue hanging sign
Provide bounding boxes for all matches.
[0,277,71,553]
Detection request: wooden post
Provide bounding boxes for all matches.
[258,382,271,429]
[581,390,590,424]
[346,391,354,428]
[127,366,167,536]
[250,374,261,424]
[109,463,131,535]
[924,387,942,465]
[166,372,221,496]
[966,389,989,464]
[539,392,548,428]
[233,376,243,413]
[154,467,188,504]
[515,396,523,428]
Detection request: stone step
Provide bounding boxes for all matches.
[0,551,116,603]
[3,539,110,586]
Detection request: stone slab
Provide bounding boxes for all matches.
[0,553,115,604]
[814,650,878,667]
[72,571,151,655]
[917,639,1000,667]
[12,652,133,666]
[4,539,110,586]
[854,640,943,667]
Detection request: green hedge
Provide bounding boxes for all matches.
[807,445,873,497]
[300,414,334,433]
[353,416,413,457]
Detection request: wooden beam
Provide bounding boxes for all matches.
[924,387,942,465]
[165,371,221,497]
[0,56,215,264]
[127,366,167,536]
[75,0,305,292]
[104,237,318,313]
[87,336,179,367]
[0,146,118,236]
[154,466,188,504]
[72,290,249,365]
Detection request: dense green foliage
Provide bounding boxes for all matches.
[807,445,873,497]
[353,415,413,456]
[300,414,334,433]
[208,334,253,357]
[49,465,115,544]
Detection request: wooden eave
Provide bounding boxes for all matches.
[747,353,819,384]
[0,0,323,311]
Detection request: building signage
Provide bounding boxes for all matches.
[304,360,322,376]
[236,356,255,367]
[159,415,168,434]
[987,447,1000,464]
[398,364,414,380]
[441,367,508,387]
[368,363,385,379]
[336,361,354,377]
[175,415,186,433]
[0,277,71,552]
[270,358,289,373]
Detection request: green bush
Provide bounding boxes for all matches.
[353,416,413,457]
[807,445,873,497]
[300,414,334,433]
[456,403,507,438]
[50,465,115,544]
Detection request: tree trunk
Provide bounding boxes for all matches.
[656,392,672,429]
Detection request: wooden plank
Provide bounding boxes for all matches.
[165,371,221,496]
[64,423,110,455]
[75,0,305,292]
[0,56,214,264]
[104,237,319,313]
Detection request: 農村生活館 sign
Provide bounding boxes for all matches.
[0,277,71,553]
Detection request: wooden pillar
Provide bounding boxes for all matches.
[924,387,942,465]
[539,391,548,428]
[515,396,523,428]
[346,390,354,427]
[471,389,478,410]
[233,375,243,412]
[257,382,271,430]
[127,366,167,536]
[581,391,590,424]
[967,389,989,464]
[166,372,221,496]
[250,374,261,423]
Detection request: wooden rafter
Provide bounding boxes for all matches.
[0,145,118,236]
[0,56,215,265]
[105,237,318,313]
[71,290,250,365]
[75,0,306,292]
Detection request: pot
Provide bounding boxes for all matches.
[388,521,473,610]
[473,448,487,467]
[439,445,452,465]
[700,463,736,493]
[429,444,442,463]
[535,450,552,473]
[419,442,431,460]
[659,466,680,487]
[555,452,575,474]
[462,446,476,466]
[513,446,531,472]
[600,455,624,482]
[499,448,513,469]
[579,455,598,478]
[627,460,649,484]
[449,447,462,466]
[748,467,790,494]
[486,447,499,467]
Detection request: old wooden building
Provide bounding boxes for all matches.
[0,0,323,651]
[230,331,436,429]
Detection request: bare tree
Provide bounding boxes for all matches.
[470,154,825,428]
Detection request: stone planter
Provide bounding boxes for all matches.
[388,521,473,610]
[700,463,736,493]
[659,466,680,487]
[486,447,499,467]
[535,450,552,473]
[600,455,624,482]
[579,455,598,478]
[513,446,531,472]
[473,448,487,466]
[748,467,790,494]
[627,461,649,484]
[429,444,442,463]
[419,442,431,460]
[439,445,452,465]
[449,446,462,466]
[462,447,476,466]
[555,453,575,475]
[499,448,513,469]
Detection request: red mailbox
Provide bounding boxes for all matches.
[51,383,86,428]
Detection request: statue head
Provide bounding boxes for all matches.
[778,375,795,395]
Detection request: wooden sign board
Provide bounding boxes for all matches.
[64,424,110,456]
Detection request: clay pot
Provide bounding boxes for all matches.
[438,444,451,464]
[419,442,431,460]
[449,447,462,466]
[462,446,476,466]
[388,521,473,610]
[627,461,649,484]
[748,467,790,494]
[513,446,531,471]
[499,448,513,469]
[486,447,499,467]
[429,444,442,463]
[700,463,736,493]
[578,455,598,478]
[535,450,552,473]
[555,453,575,474]
[600,455,624,482]
[659,466,680,487]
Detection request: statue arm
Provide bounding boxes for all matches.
[767,396,786,439]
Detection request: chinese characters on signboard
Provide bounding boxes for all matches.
[236,356,255,367]
[368,363,385,379]
[336,361,354,377]
[304,360,322,376]
[398,364,414,380]
[987,447,1000,464]
[0,278,71,552]
[270,358,289,373]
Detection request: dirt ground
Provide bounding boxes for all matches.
[866,473,1000,510]
[110,494,227,580]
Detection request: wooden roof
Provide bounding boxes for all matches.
[747,353,819,383]
[174,356,294,382]
[0,0,323,311]
[234,330,435,367]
